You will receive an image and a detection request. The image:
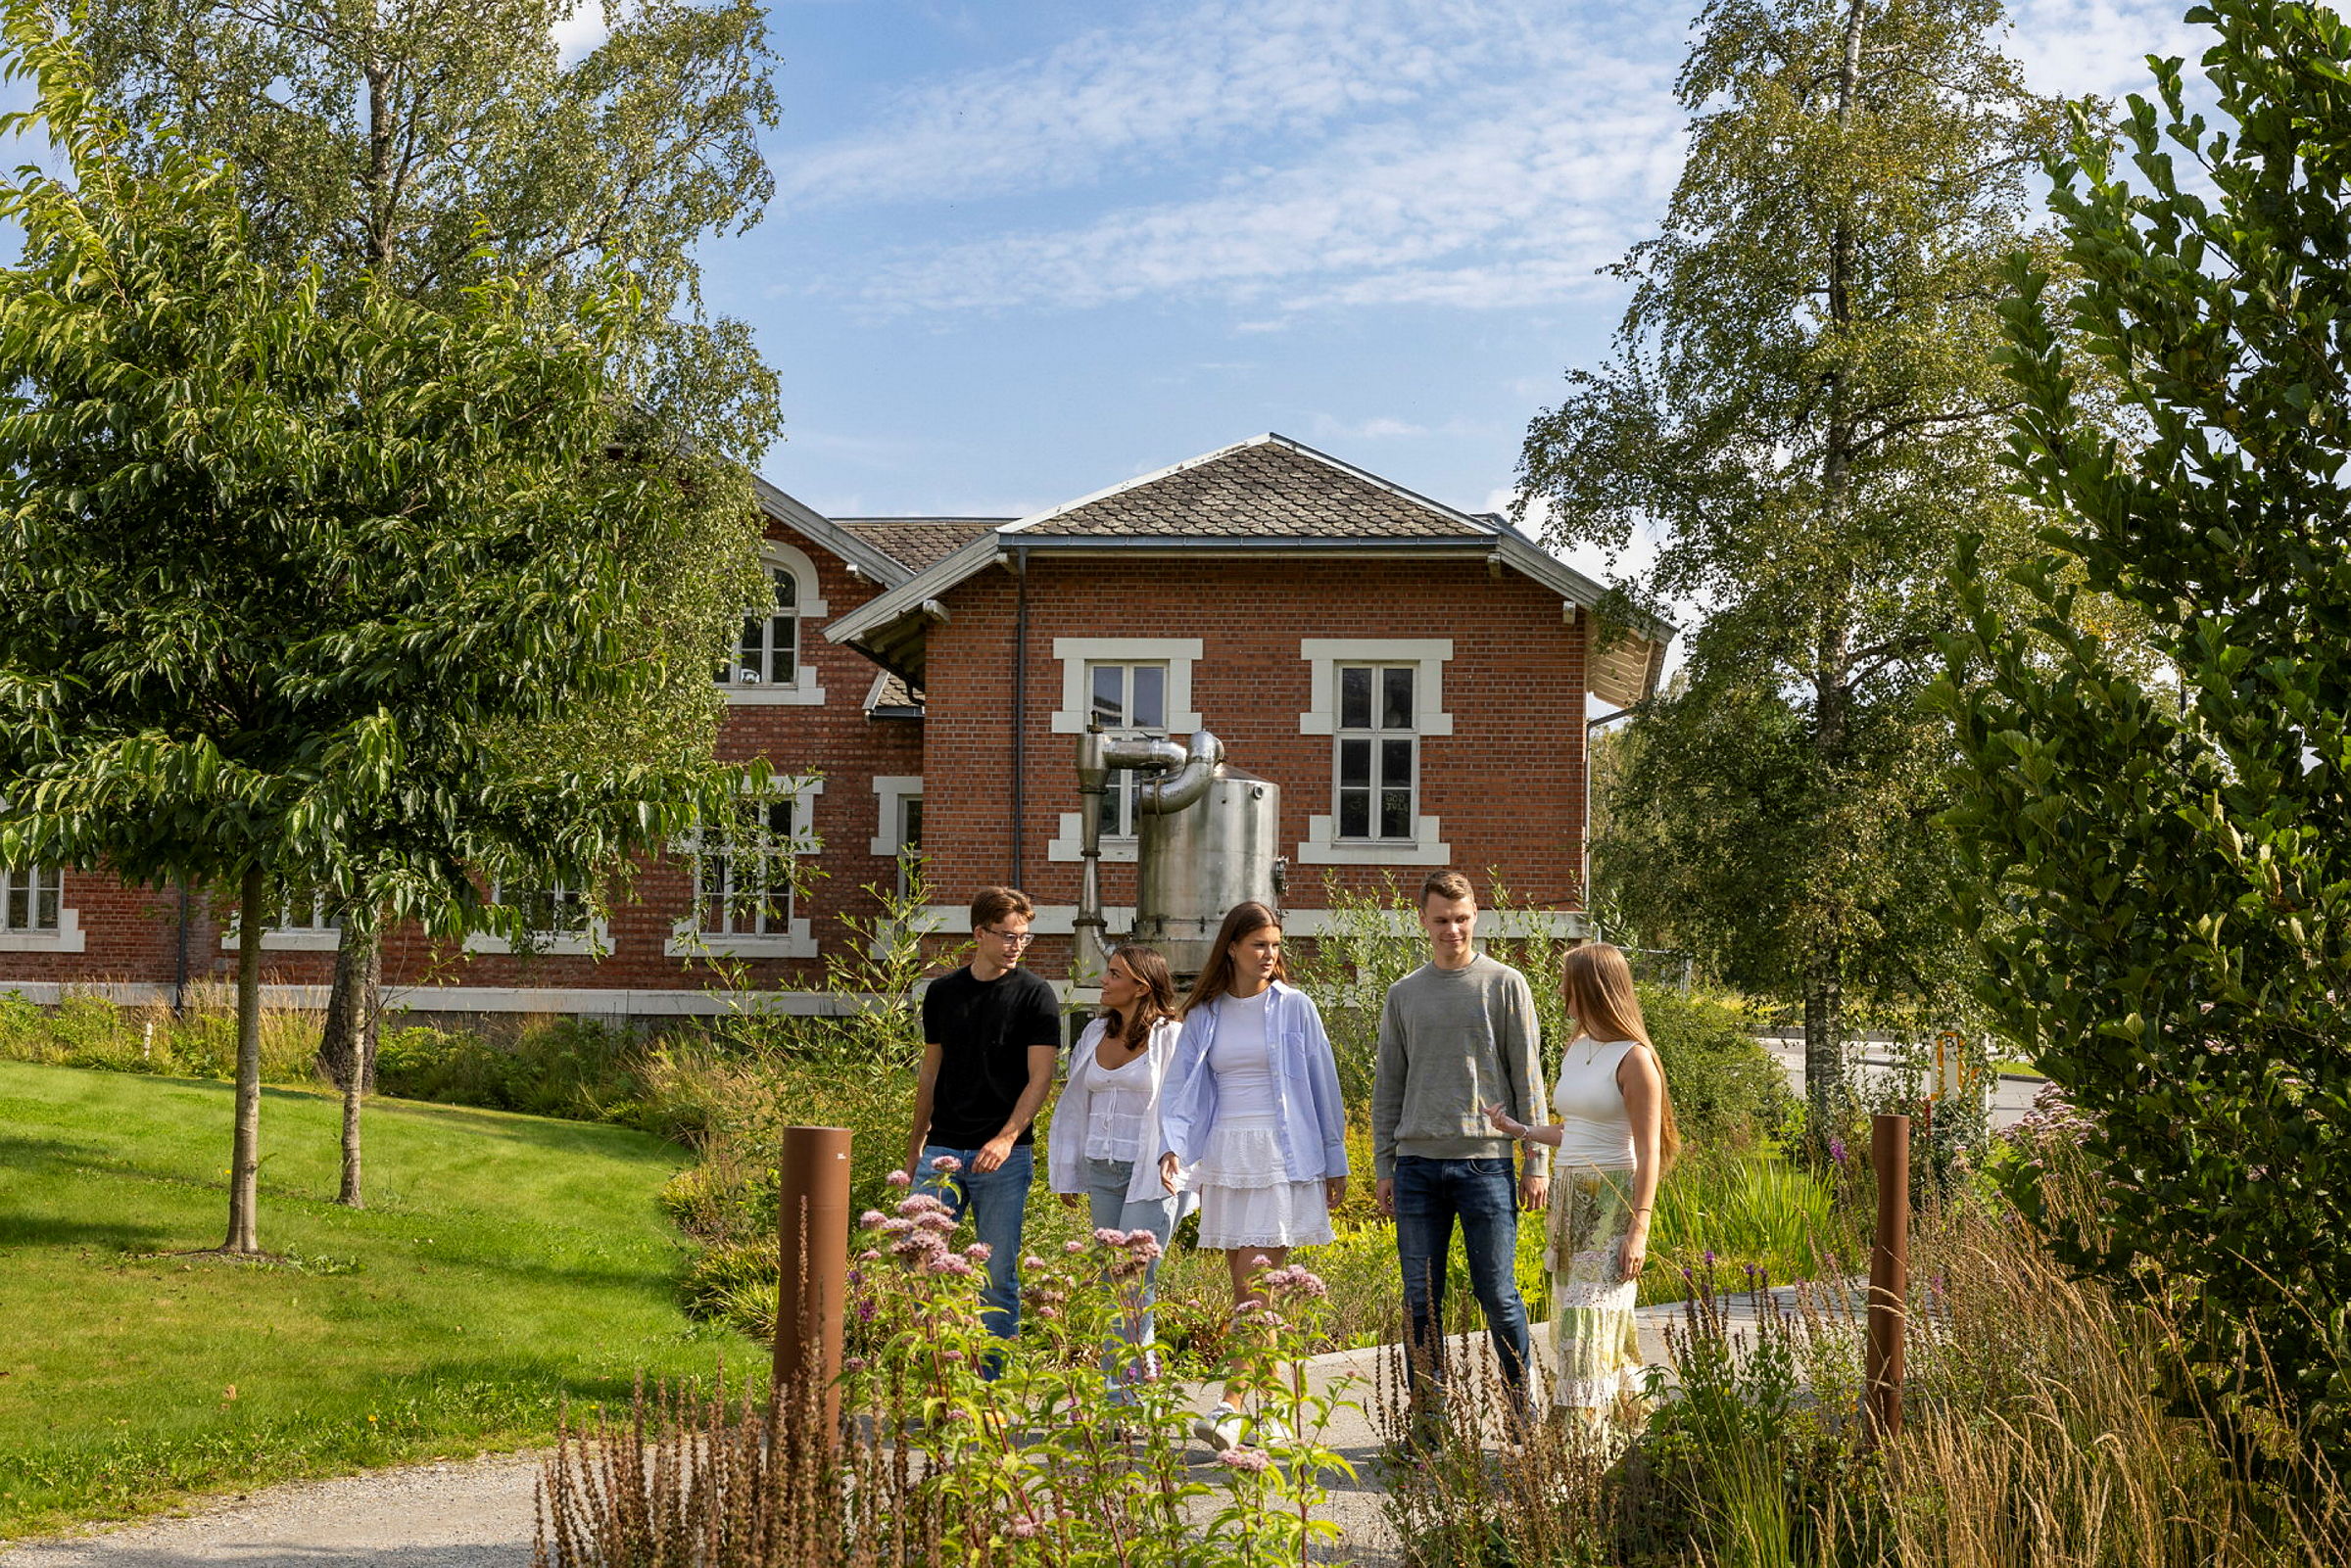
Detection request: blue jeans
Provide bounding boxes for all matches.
[917,1142,1034,1342]
[1083,1156,1179,1389]
[1394,1155,1532,1413]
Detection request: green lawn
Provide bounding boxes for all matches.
[0,1060,759,1539]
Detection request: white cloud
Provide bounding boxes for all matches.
[852,69,1682,314]
[776,0,1576,212]
[552,0,607,62]
[2005,1,2203,103]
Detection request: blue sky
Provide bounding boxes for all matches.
[1,0,2207,567]
[665,0,2201,560]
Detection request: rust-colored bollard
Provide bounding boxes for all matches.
[1864,1113,1910,1448]
[774,1125,852,1452]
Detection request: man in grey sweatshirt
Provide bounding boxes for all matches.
[1373,870,1550,1425]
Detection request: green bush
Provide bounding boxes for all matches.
[1640,985,1798,1155]
[0,989,320,1082]
[373,1018,650,1122]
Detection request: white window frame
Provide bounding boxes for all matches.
[718,543,829,707]
[667,778,821,959]
[0,862,82,952]
[219,886,347,952]
[1047,638,1202,864]
[467,881,610,958]
[1297,638,1453,866]
[868,774,927,901]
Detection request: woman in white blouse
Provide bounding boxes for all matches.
[1049,943,1185,1385]
[1487,942,1679,1434]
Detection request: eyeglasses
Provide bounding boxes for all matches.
[983,927,1035,947]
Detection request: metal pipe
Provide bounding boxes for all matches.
[1070,732,1188,987]
[1138,730,1223,817]
[1010,548,1029,885]
[1864,1113,1910,1448]
[774,1124,851,1454]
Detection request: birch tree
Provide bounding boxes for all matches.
[1519,0,2067,1127]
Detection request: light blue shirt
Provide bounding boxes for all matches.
[1160,979,1350,1182]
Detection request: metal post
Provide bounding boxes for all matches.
[775,1125,852,1450]
[1864,1113,1909,1447]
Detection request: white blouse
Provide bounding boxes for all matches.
[1080,1044,1155,1161]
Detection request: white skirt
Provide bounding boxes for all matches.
[1192,1117,1332,1250]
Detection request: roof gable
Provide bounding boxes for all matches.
[837,517,1009,573]
[752,477,914,587]
[1010,434,1490,541]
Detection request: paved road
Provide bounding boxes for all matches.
[1757,1038,2043,1132]
[5,1289,1831,1568]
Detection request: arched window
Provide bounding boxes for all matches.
[717,544,828,705]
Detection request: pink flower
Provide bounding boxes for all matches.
[1064,1240,1085,1256]
[1264,1264,1328,1300]
[925,1254,976,1277]
[1023,1255,1046,1269]
[896,1194,949,1217]
[1124,1228,1160,1248]
[859,1248,883,1261]
[1008,1518,1040,1539]
[930,1154,964,1174]
[885,1170,912,1189]
[1219,1447,1271,1473]
[878,1217,915,1236]
[1032,1306,1061,1321]
[964,1242,993,1261]
[857,1210,888,1229]
[1093,1227,1129,1247]
[915,1212,958,1234]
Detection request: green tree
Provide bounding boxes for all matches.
[0,8,728,1253]
[1945,0,2351,1449]
[80,0,781,1200]
[1518,0,2065,1126]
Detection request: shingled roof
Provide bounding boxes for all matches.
[1012,435,1488,540]
[837,517,1009,573]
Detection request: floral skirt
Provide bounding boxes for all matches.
[1545,1165,1642,1411]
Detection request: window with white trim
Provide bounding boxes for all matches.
[720,563,798,687]
[273,889,343,933]
[0,864,60,933]
[693,799,803,939]
[1334,663,1419,841]
[716,545,829,706]
[493,882,591,939]
[1090,660,1169,837]
[1296,638,1454,866]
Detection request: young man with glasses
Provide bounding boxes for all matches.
[1372,870,1550,1434]
[907,885,1062,1346]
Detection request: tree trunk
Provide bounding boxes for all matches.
[319,920,382,1209]
[1799,0,1870,1143]
[223,865,266,1255]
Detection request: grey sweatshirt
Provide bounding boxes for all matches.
[1370,953,1548,1179]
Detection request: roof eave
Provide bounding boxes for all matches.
[752,476,914,588]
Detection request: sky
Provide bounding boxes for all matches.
[666,0,2203,566]
[0,0,2208,578]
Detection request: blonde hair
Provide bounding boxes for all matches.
[1560,943,1682,1170]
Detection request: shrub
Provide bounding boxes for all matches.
[1639,986,1796,1155]
[0,988,319,1083]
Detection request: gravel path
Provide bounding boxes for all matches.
[2,1293,1819,1566]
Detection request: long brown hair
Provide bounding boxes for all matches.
[1100,943,1176,1052]
[1560,943,1682,1170]
[1181,901,1286,1016]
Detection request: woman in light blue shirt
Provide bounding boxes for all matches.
[1157,900,1348,1449]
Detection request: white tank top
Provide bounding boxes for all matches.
[1552,1037,1639,1170]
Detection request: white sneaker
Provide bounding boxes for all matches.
[1191,1409,1247,1451]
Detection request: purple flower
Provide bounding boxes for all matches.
[964,1242,993,1261]
[1703,1249,1717,1266]
[1828,1135,1848,1165]
[843,1355,867,1373]
[856,1299,879,1323]
[925,1254,976,1278]
[885,1169,912,1189]
[930,1154,964,1174]
[857,1210,888,1229]
[1219,1447,1271,1473]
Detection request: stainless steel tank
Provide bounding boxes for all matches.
[1131,765,1281,976]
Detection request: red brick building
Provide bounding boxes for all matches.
[0,435,1670,1018]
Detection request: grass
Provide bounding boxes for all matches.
[0,1059,760,1540]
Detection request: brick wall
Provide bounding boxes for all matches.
[922,554,1589,933]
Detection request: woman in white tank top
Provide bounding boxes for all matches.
[1487,943,1680,1434]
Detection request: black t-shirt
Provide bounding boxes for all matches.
[920,965,1062,1148]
